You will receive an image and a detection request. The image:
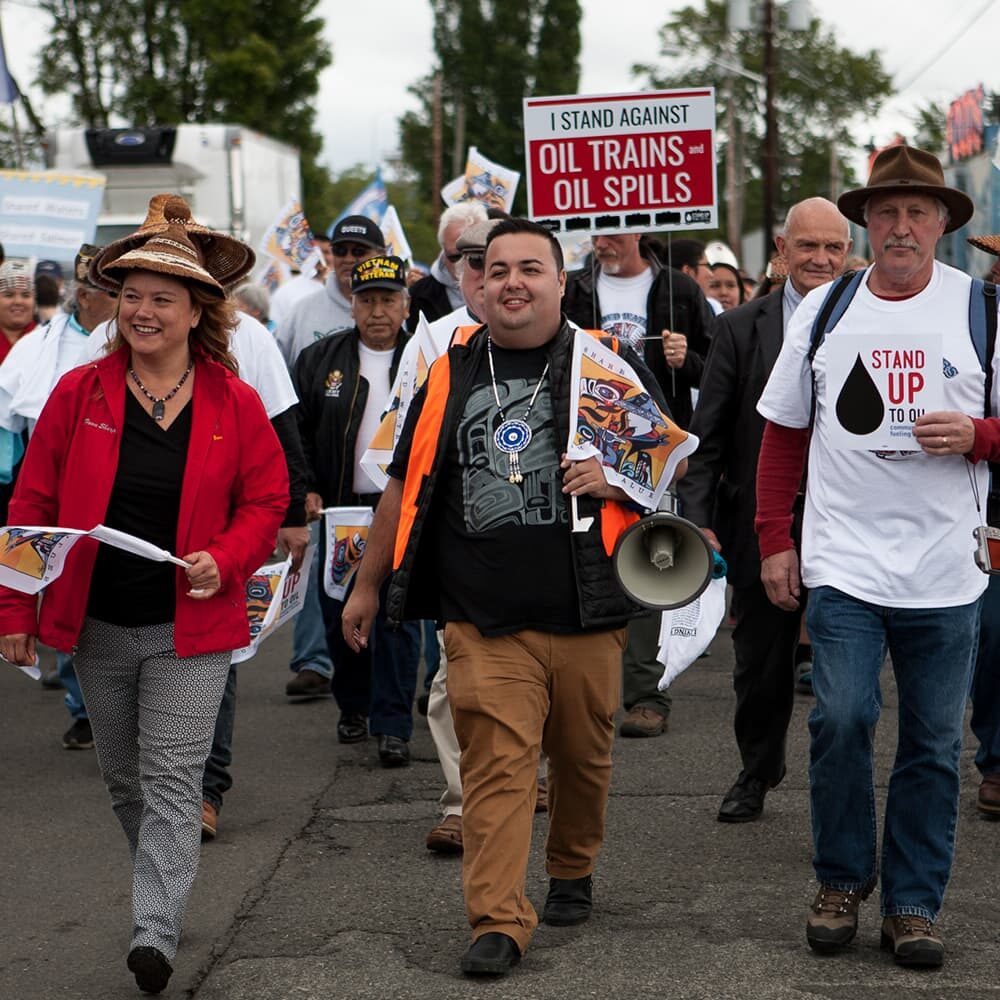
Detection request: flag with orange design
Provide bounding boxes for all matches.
[323,508,374,600]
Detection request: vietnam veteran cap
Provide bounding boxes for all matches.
[351,255,407,294]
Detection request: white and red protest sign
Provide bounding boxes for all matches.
[824,333,944,451]
[523,88,717,235]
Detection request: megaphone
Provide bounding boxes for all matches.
[612,498,716,610]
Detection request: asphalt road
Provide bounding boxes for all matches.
[2,626,998,999]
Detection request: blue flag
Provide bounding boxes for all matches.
[0,22,20,105]
[329,169,388,233]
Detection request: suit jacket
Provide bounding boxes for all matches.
[677,290,786,589]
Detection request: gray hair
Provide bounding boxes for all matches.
[232,282,271,318]
[437,202,488,245]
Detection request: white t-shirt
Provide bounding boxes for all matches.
[352,342,395,494]
[597,268,654,352]
[269,272,323,327]
[86,311,298,419]
[757,261,995,609]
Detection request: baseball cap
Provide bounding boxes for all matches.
[329,215,385,250]
[35,259,63,280]
[351,255,407,294]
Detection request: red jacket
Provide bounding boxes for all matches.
[0,349,289,656]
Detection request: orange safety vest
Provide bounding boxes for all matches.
[392,326,642,570]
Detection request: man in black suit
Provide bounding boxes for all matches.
[677,197,851,822]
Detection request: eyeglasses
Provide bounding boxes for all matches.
[464,253,485,272]
[332,244,371,259]
[444,251,464,264]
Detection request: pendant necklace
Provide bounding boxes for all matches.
[486,336,550,485]
[129,364,193,421]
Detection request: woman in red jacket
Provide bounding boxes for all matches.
[0,197,288,995]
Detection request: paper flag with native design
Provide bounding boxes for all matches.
[258,198,316,271]
[380,205,413,264]
[359,314,442,491]
[440,146,519,212]
[323,507,374,601]
[566,332,699,510]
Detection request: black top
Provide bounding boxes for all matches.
[88,391,192,626]
[389,341,579,636]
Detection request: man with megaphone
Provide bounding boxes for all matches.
[341,217,684,979]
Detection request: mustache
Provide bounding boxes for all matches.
[883,239,919,251]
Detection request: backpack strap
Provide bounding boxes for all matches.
[974,279,1000,521]
[808,270,864,363]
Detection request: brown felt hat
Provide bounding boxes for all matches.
[967,233,1000,257]
[837,145,974,234]
[90,194,255,297]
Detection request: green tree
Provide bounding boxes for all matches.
[399,0,582,216]
[635,0,893,246]
[909,101,946,155]
[34,0,334,225]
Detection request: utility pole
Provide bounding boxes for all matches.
[762,0,777,264]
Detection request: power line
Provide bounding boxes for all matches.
[895,0,996,91]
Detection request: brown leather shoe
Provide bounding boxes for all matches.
[806,884,870,953]
[535,775,548,813]
[619,705,668,738]
[977,772,1000,817]
[426,814,463,854]
[880,915,944,967]
[285,668,332,701]
[201,800,218,840]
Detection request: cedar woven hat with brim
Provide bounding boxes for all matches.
[837,145,974,234]
[90,194,255,297]
[967,233,1000,257]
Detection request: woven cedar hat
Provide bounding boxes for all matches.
[90,194,255,297]
[967,233,1000,257]
[837,145,974,234]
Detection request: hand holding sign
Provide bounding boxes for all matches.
[912,411,976,456]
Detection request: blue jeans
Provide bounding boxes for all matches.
[319,577,420,740]
[289,525,334,680]
[806,586,981,921]
[203,661,237,810]
[57,652,88,721]
[971,573,1000,776]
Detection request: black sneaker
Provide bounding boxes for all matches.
[127,946,172,994]
[62,718,94,750]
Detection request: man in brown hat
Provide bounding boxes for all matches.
[755,145,1000,968]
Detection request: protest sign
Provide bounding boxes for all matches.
[231,544,315,664]
[824,333,944,451]
[0,524,188,595]
[0,169,106,258]
[323,507,374,600]
[523,88,717,236]
[566,332,698,510]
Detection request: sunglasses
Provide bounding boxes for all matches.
[445,251,464,263]
[464,253,485,272]
[332,244,371,259]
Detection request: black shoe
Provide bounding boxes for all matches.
[460,932,521,976]
[285,668,332,701]
[377,734,410,767]
[127,946,172,994]
[62,717,94,750]
[717,771,769,823]
[337,713,368,744]
[542,874,593,925]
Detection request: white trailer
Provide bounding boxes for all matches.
[44,124,301,262]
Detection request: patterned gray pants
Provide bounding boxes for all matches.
[74,618,231,959]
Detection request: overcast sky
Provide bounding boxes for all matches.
[4,0,1000,177]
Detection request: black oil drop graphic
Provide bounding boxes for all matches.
[835,353,884,435]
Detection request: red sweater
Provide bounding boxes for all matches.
[0,349,289,656]
[754,421,810,561]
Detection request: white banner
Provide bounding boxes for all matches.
[322,507,374,600]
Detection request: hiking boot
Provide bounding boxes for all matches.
[880,915,944,967]
[62,717,94,750]
[619,705,668,738]
[806,884,870,953]
[285,669,331,701]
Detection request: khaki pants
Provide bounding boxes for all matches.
[444,622,624,954]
